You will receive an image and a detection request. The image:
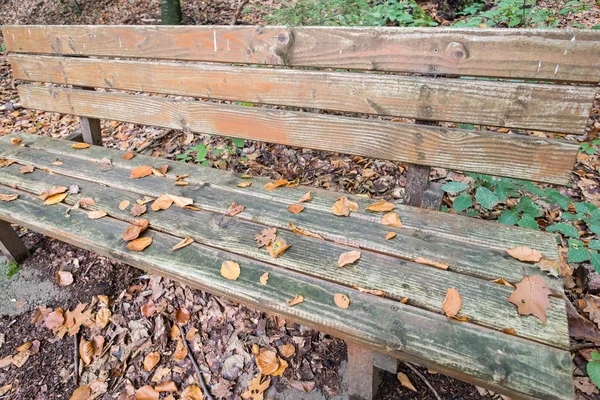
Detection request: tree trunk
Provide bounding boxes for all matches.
[161,0,183,25]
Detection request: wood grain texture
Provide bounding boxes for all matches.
[3,25,600,82]
[0,219,29,264]
[1,133,560,259]
[8,55,596,134]
[17,85,579,185]
[0,161,569,348]
[0,186,575,400]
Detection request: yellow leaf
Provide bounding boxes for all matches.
[385,232,397,240]
[506,246,543,263]
[266,238,290,258]
[298,191,312,203]
[130,165,153,179]
[88,210,107,219]
[96,308,111,329]
[397,372,416,392]
[366,201,396,212]
[333,293,350,309]
[38,186,68,200]
[288,204,304,214]
[338,250,361,267]
[381,212,402,228]
[16,342,31,352]
[144,352,161,372]
[171,237,193,251]
[221,260,241,280]
[286,295,304,307]
[237,181,252,188]
[442,288,462,317]
[44,192,68,205]
[71,143,90,149]
[126,237,152,251]
[414,257,448,270]
[119,200,130,210]
[260,272,269,285]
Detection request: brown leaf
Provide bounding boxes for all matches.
[123,219,149,241]
[52,159,64,166]
[19,165,34,174]
[155,381,177,393]
[0,356,12,369]
[122,151,134,161]
[241,375,271,400]
[442,288,462,317]
[503,327,517,335]
[130,165,153,179]
[169,194,194,208]
[299,191,312,203]
[288,204,304,214]
[56,271,74,286]
[508,275,552,322]
[338,250,361,267]
[38,186,68,200]
[381,212,402,228]
[264,179,289,191]
[129,203,146,216]
[286,295,304,307]
[92,336,104,357]
[88,210,107,219]
[289,380,315,393]
[126,237,152,251]
[266,238,290,258]
[491,277,515,287]
[175,181,189,186]
[79,338,94,365]
[366,201,396,212]
[0,193,18,202]
[79,198,95,206]
[156,165,168,175]
[181,385,203,400]
[385,232,397,240]
[151,194,173,211]
[173,339,188,361]
[256,351,279,375]
[237,181,252,188]
[171,237,193,251]
[279,344,295,358]
[176,308,191,325]
[574,377,600,395]
[11,138,22,145]
[271,357,288,376]
[333,293,350,309]
[414,257,449,270]
[288,222,324,240]
[259,272,269,285]
[332,197,358,216]
[135,385,160,400]
[176,173,190,181]
[72,143,90,149]
[96,308,111,329]
[537,258,560,277]
[98,295,109,306]
[221,260,241,280]
[16,342,31,352]
[506,246,543,263]
[54,303,93,338]
[44,192,68,205]
[144,352,161,372]
[397,372,416,392]
[170,324,181,341]
[141,301,157,317]
[45,309,65,329]
[11,350,29,368]
[226,202,246,216]
[254,227,277,248]
[70,386,91,400]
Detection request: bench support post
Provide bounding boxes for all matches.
[404,164,444,210]
[79,87,103,146]
[0,220,29,264]
[347,342,387,400]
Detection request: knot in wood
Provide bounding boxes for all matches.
[445,42,468,61]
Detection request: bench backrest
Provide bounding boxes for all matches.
[3,25,600,187]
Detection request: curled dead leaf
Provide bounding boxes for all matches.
[237,181,252,188]
[491,277,515,287]
[19,165,34,174]
[381,212,402,228]
[267,238,290,258]
[332,197,358,216]
[130,203,147,217]
[506,246,543,263]
[256,351,279,375]
[171,237,193,251]
[226,202,246,216]
[173,339,188,361]
[221,260,241,280]
[135,385,159,400]
[56,271,74,286]
[288,204,304,214]
[130,165,153,179]
[260,272,269,285]
[44,192,68,205]
[299,191,312,203]
[96,308,111,329]
[254,227,277,248]
[38,186,68,200]
[72,143,90,149]
[181,385,203,400]
[286,295,304,307]
[79,338,94,365]
[366,201,396,212]
[151,194,173,211]
[176,308,191,325]
[88,210,107,219]
[271,357,288,376]
[397,372,416,392]
[141,301,157,317]
[288,222,324,240]
[155,381,177,393]
[264,179,289,191]
[385,232,397,240]
[442,288,462,317]
[123,219,149,241]
[338,250,361,267]
[70,386,91,400]
[144,352,161,372]
[126,237,152,252]
[79,198,95,207]
[503,328,517,335]
[279,344,295,358]
[122,151,134,161]
[0,193,18,202]
[508,275,552,322]
[414,257,449,270]
[333,293,350,309]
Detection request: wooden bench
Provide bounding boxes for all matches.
[1,25,599,399]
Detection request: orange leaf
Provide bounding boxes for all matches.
[11,350,29,368]
[143,352,161,372]
[266,238,290,258]
[288,204,304,214]
[151,194,173,211]
[414,257,448,270]
[70,386,91,400]
[366,201,396,212]
[286,295,304,307]
[88,210,107,219]
[79,338,93,365]
[503,328,517,335]
[385,232,397,240]
[130,165,153,179]
[332,197,358,216]
[397,372,416,392]
[44,309,65,329]
[0,193,18,202]
[122,151,134,160]
[256,351,279,375]
[71,143,90,149]
[135,385,159,400]
[123,219,149,241]
[381,212,402,228]
[126,237,152,251]
[11,137,22,145]
[19,165,34,174]
[38,186,68,200]
[537,258,560,277]
[171,237,193,251]
[181,385,203,400]
[141,301,157,317]
[279,344,295,358]
[271,357,288,376]
[79,198,95,206]
[226,202,246,216]
[176,308,191,325]
[259,272,269,285]
[442,288,462,317]
[221,260,241,280]
[156,165,168,175]
[264,179,289,191]
[155,381,177,393]
[237,181,252,188]
[491,277,515,287]
[44,192,68,205]
[173,339,188,361]
[506,246,543,263]
[298,191,312,203]
[508,275,552,322]
[338,250,361,267]
[288,222,323,240]
[119,200,130,210]
[333,293,350,309]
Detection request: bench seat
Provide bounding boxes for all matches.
[0,132,573,399]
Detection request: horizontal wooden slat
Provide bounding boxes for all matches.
[17,85,579,185]
[0,161,569,348]
[0,187,574,400]
[0,133,561,259]
[3,25,600,83]
[8,55,596,134]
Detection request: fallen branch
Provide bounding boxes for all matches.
[135,131,181,154]
[403,362,441,400]
[74,332,79,386]
[178,323,214,400]
[230,0,250,25]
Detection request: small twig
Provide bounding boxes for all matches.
[570,342,599,351]
[178,323,214,400]
[135,131,180,154]
[230,0,250,25]
[74,332,79,386]
[403,362,441,400]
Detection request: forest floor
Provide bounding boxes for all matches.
[1,0,600,399]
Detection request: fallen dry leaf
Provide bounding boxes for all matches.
[88,210,107,219]
[141,301,157,317]
[144,352,161,372]
[397,372,416,392]
[135,385,160,400]
[414,257,449,270]
[260,272,269,285]
[155,381,177,393]
[0,356,12,369]
[169,194,193,208]
[226,202,246,216]
[181,385,203,400]
[267,238,290,258]
[52,159,64,166]
[241,374,271,400]
[123,219,149,241]
[385,232,397,240]
[503,327,517,335]
[237,181,252,188]
[289,380,315,393]
[130,203,147,217]
[176,308,191,325]
[70,386,91,400]
[96,308,111,329]
[79,338,93,365]
[130,165,153,179]
[44,192,68,205]
[353,286,386,297]
[72,143,90,149]
[279,344,295,358]
[537,258,560,277]
[171,237,193,251]
[508,275,552,322]
[442,288,462,317]
[272,357,288,376]
[491,277,515,287]
[54,303,93,338]
[151,194,173,211]
[289,222,324,240]
[286,295,304,307]
[19,165,34,174]
[381,212,402,228]
[288,204,304,214]
[332,197,358,216]
[299,191,312,203]
[156,165,168,175]
[11,350,29,368]
[366,201,396,212]
[39,186,68,200]
[173,339,188,361]
[45,309,65,329]
[98,295,109,306]
[56,271,74,286]
[256,351,279,375]
[11,137,22,145]
[15,342,31,352]
[254,227,277,248]
[574,377,599,395]
[264,179,289,191]
[507,246,543,263]
[333,293,350,309]
[0,193,18,202]
[221,260,241,280]
[122,151,134,161]
[79,198,95,206]
[338,250,361,267]
[126,237,152,251]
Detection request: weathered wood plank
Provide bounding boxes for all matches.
[0,133,560,258]
[404,164,431,207]
[0,162,569,348]
[17,86,579,185]
[78,88,103,146]
[0,187,575,400]
[3,25,600,83]
[8,55,596,134]
[0,138,564,296]
[0,219,29,264]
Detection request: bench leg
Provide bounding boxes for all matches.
[80,116,102,146]
[0,220,29,264]
[347,342,387,400]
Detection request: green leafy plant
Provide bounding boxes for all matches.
[177,143,210,166]
[0,43,6,53]
[587,352,600,389]
[6,261,21,278]
[581,140,600,155]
